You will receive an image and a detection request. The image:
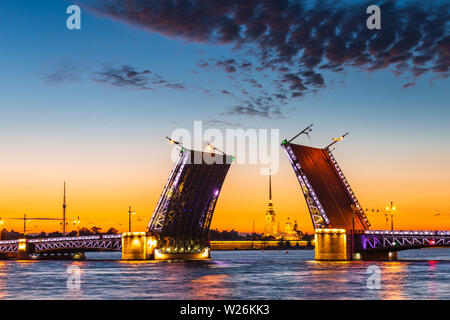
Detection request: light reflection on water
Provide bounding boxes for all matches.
[0,249,449,299]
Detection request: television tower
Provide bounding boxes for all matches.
[62,182,67,234]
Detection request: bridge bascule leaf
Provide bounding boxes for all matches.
[281,141,370,230]
[147,148,233,253]
[283,138,450,260]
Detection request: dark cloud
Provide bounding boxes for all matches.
[224,105,271,118]
[216,59,237,73]
[85,0,449,117]
[222,94,284,119]
[93,65,185,90]
[204,119,242,127]
[197,57,253,74]
[44,67,81,84]
[402,82,416,89]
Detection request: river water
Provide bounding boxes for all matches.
[0,249,449,299]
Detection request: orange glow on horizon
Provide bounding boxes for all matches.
[0,146,449,235]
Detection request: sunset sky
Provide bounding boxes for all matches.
[0,1,448,234]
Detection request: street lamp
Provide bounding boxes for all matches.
[73,216,80,236]
[128,206,135,232]
[385,201,396,231]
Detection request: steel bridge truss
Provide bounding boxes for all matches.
[148,150,189,233]
[0,235,122,255]
[29,235,122,253]
[281,142,330,229]
[356,230,450,252]
[0,240,18,253]
[148,148,232,248]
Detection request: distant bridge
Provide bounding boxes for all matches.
[0,235,122,259]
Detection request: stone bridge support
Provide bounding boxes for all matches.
[121,232,157,260]
[17,239,29,260]
[314,229,397,261]
[315,229,351,260]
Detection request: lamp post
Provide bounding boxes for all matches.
[128,206,135,232]
[73,216,80,236]
[385,201,396,231]
[351,204,356,260]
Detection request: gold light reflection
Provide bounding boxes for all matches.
[306,260,409,299]
[306,260,356,297]
[189,274,231,300]
[0,261,9,299]
[379,262,407,300]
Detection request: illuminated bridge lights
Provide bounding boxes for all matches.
[364,230,450,236]
[122,232,146,237]
[315,228,346,234]
[0,235,124,258]
[18,239,27,251]
[283,143,331,227]
[358,230,450,252]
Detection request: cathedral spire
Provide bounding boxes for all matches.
[264,170,276,238]
[269,169,272,201]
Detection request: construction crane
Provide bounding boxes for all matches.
[63,182,67,234]
[1,213,64,235]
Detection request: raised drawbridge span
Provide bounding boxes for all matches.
[282,128,450,260]
[147,147,233,257]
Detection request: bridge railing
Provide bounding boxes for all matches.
[360,230,450,236]
[355,229,450,252]
[0,234,122,246]
[27,234,122,243]
[0,239,19,245]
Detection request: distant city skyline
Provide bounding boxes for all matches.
[0,1,449,234]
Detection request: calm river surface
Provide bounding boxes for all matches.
[0,249,449,299]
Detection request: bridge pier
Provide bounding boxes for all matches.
[315,229,351,260]
[17,239,29,260]
[121,232,210,260]
[121,232,158,260]
[315,229,398,261]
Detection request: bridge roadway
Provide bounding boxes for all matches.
[315,228,450,260]
[0,229,449,260]
[0,234,122,259]
[355,230,450,252]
